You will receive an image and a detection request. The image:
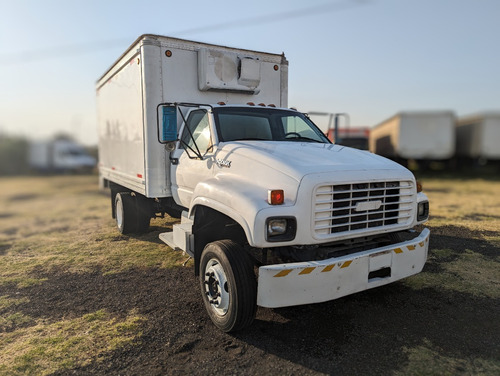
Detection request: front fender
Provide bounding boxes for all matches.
[190,195,254,245]
[190,176,274,246]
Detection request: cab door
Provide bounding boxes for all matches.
[170,109,216,208]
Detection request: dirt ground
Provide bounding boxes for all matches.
[1,175,499,375]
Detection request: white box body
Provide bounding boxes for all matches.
[97,34,288,198]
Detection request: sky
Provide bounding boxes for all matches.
[0,0,499,145]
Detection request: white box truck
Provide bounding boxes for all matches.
[369,111,455,163]
[29,138,96,172]
[97,35,430,332]
[456,112,500,161]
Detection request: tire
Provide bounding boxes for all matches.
[115,192,136,234]
[114,192,151,234]
[200,240,257,332]
[134,195,151,233]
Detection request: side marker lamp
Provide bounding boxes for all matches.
[268,189,284,205]
[416,181,423,193]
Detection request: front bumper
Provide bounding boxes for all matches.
[257,228,430,308]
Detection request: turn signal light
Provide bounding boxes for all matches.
[268,189,284,205]
[416,181,423,193]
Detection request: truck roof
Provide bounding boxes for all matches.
[372,110,455,129]
[457,111,500,125]
[97,34,287,84]
[189,103,297,111]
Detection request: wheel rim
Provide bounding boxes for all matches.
[116,197,123,229]
[203,258,229,316]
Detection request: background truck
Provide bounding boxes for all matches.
[456,112,500,163]
[97,35,430,332]
[28,137,96,173]
[369,111,455,166]
[326,127,370,150]
[306,111,369,150]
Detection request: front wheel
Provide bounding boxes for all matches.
[200,240,257,332]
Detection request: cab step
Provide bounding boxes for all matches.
[159,212,194,257]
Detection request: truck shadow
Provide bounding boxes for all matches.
[239,283,499,375]
[119,222,175,245]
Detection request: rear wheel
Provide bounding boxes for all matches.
[115,193,134,234]
[114,192,151,234]
[200,240,256,332]
[134,195,151,233]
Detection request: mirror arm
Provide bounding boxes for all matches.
[177,107,203,159]
[179,139,203,160]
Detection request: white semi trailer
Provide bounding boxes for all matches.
[369,111,455,164]
[97,35,430,332]
[456,113,500,161]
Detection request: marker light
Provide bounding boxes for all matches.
[258,103,266,107]
[268,189,284,205]
[247,102,255,106]
[268,104,276,107]
[416,181,423,193]
[217,102,226,105]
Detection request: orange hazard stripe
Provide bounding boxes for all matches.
[341,260,352,268]
[274,270,292,278]
[322,264,335,272]
[299,267,316,275]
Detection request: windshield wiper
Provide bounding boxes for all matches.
[284,136,324,143]
[233,137,270,141]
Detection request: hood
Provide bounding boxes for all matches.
[216,141,408,182]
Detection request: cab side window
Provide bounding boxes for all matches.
[180,110,212,154]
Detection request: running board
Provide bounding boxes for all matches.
[159,215,194,257]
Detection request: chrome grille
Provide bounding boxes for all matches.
[314,180,414,237]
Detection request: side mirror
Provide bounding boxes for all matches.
[157,105,177,144]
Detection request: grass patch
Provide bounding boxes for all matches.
[0,295,29,310]
[0,176,188,287]
[404,249,500,298]
[395,339,500,376]
[0,312,33,331]
[422,178,500,233]
[0,309,144,376]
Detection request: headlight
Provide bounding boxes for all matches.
[266,217,297,242]
[268,219,287,235]
[417,201,429,221]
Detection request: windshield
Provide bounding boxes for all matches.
[213,107,330,144]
